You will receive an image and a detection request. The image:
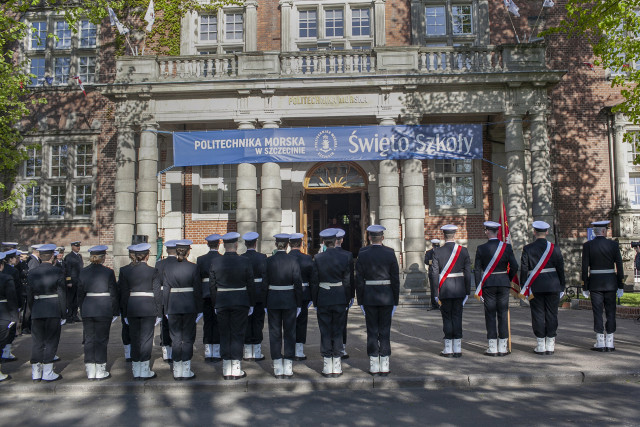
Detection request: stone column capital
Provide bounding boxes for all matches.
[377,116,396,126]
[235,119,257,130]
[260,119,281,129]
[245,0,258,7]
[279,0,292,7]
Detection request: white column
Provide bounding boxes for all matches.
[402,159,426,287]
[236,120,258,253]
[530,112,555,240]
[280,0,292,52]
[374,0,386,47]
[114,125,136,272]
[245,0,258,52]
[136,123,159,262]
[505,114,528,255]
[614,120,630,209]
[261,163,282,254]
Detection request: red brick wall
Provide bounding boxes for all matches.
[386,0,412,46]
[257,0,282,51]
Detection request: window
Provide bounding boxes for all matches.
[198,164,237,214]
[225,13,243,41]
[79,20,97,47]
[24,186,41,217]
[31,21,47,50]
[419,1,477,45]
[54,57,70,85]
[200,15,218,41]
[25,146,42,178]
[50,145,68,178]
[425,6,446,36]
[433,159,475,207]
[76,144,93,177]
[79,56,96,83]
[452,5,473,35]
[352,8,371,37]
[325,9,344,38]
[50,185,66,217]
[75,184,92,215]
[196,12,244,54]
[299,10,318,38]
[55,21,71,49]
[30,58,46,86]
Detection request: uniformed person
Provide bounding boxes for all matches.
[210,232,255,380]
[155,240,177,362]
[64,241,83,323]
[54,247,65,270]
[0,252,19,381]
[311,229,351,378]
[335,229,355,359]
[265,234,303,379]
[240,232,267,361]
[474,221,519,356]
[355,225,400,375]
[27,244,66,382]
[77,245,119,380]
[161,239,203,380]
[430,224,472,358]
[520,221,565,355]
[581,220,624,351]
[119,243,162,380]
[1,249,21,362]
[196,234,222,362]
[22,244,41,335]
[116,247,136,362]
[288,232,313,361]
[424,239,441,310]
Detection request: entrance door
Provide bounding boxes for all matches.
[306,192,364,257]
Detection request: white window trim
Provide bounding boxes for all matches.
[416,0,481,46]
[190,165,237,221]
[427,159,483,215]
[196,8,245,54]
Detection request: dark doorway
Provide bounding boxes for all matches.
[307,193,363,257]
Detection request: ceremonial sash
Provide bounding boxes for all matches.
[438,244,461,290]
[520,241,554,298]
[475,241,505,300]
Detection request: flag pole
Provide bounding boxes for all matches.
[498,178,513,354]
[528,1,547,42]
[504,4,521,44]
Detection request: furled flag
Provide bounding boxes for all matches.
[144,0,155,32]
[543,0,554,7]
[504,0,520,17]
[73,76,87,96]
[107,7,130,35]
[498,185,521,293]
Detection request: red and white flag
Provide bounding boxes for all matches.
[73,76,86,96]
[499,186,520,290]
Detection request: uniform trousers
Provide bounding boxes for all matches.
[202,297,220,345]
[21,300,31,332]
[0,320,11,350]
[168,312,197,362]
[483,286,510,339]
[268,308,297,360]
[245,301,265,345]
[590,290,617,334]
[363,305,393,357]
[160,310,172,347]
[440,298,464,340]
[6,322,16,345]
[342,307,350,345]
[217,306,248,360]
[317,305,347,358]
[66,285,78,320]
[428,276,438,307]
[82,317,111,363]
[30,318,61,364]
[295,300,310,344]
[129,316,155,362]
[529,292,560,338]
[121,317,130,346]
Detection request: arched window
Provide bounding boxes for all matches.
[305,162,367,190]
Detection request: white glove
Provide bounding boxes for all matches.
[582,290,590,299]
[124,318,129,325]
[435,296,439,304]
[559,292,565,300]
[196,312,203,323]
[264,308,267,314]
[112,316,118,324]
[462,295,468,306]
[392,306,397,317]
[154,317,161,326]
[348,298,354,309]
[60,319,66,326]
[8,322,15,329]
[296,307,301,318]
[360,305,366,316]
[307,301,312,309]
[165,314,168,319]
[480,296,485,303]
[248,306,254,316]
[617,289,624,298]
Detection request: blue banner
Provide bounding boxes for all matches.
[172,124,483,166]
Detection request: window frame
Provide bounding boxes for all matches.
[427,158,483,215]
[294,3,374,50]
[196,9,245,54]
[191,164,238,220]
[416,0,480,46]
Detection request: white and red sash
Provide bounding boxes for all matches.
[439,244,461,290]
[475,241,506,299]
[520,241,555,298]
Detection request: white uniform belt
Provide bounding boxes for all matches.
[86,292,110,297]
[269,285,294,291]
[447,272,464,278]
[319,282,342,290]
[170,287,194,293]
[591,269,615,274]
[539,268,556,274]
[302,282,309,287]
[365,280,391,285]
[254,278,263,283]
[217,287,247,292]
[0,300,6,303]
[491,271,507,275]
[202,278,210,282]
[130,292,154,297]
[34,294,57,300]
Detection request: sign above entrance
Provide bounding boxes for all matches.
[172,124,483,166]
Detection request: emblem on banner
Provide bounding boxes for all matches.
[314,130,338,159]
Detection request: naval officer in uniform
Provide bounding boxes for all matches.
[581,220,624,351]
[520,221,566,355]
[0,252,19,381]
[334,229,355,359]
[27,244,66,382]
[1,249,21,362]
[210,232,255,380]
[312,228,351,377]
[424,239,440,310]
[240,232,267,362]
[355,225,400,375]
[288,232,313,361]
[155,240,177,362]
[265,234,303,379]
[77,245,119,380]
[430,224,472,358]
[474,221,518,356]
[197,234,222,362]
[64,241,83,323]
[116,247,136,362]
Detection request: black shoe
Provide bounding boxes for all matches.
[440,352,454,358]
[293,356,307,361]
[341,353,349,360]
[453,353,462,358]
[22,328,30,335]
[1,356,17,362]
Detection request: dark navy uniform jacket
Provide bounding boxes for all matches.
[520,238,565,293]
[3,264,23,302]
[335,246,355,300]
[241,249,267,304]
[120,263,162,318]
[197,250,220,299]
[429,242,472,300]
[0,272,19,323]
[265,251,303,310]
[311,247,351,307]
[64,251,84,286]
[424,248,435,273]
[355,245,400,306]
[581,236,624,292]
[161,258,203,315]
[473,239,518,288]
[288,249,313,302]
[27,263,66,319]
[210,252,255,309]
[78,263,119,319]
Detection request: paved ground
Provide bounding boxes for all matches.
[2,302,640,395]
